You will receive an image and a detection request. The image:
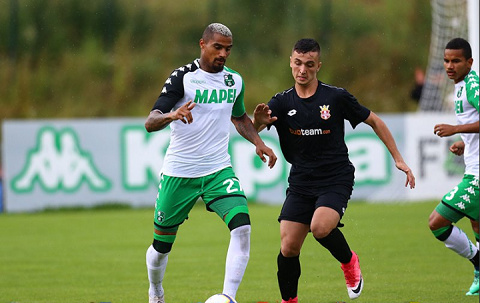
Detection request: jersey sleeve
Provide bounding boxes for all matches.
[151,69,185,113]
[465,70,480,112]
[232,78,246,117]
[340,89,371,129]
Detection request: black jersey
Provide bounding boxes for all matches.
[267,80,370,190]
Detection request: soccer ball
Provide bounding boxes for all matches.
[204,293,237,303]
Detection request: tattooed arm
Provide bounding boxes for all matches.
[231,113,277,168]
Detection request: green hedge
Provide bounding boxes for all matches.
[0,0,432,120]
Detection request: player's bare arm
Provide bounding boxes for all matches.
[231,113,277,168]
[252,103,277,132]
[145,100,196,132]
[434,120,479,137]
[364,111,416,189]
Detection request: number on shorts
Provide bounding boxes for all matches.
[444,186,458,201]
[223,178,243,193]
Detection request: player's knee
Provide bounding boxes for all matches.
[429,210,454,240]
[281,244,301,257]
[280,237,302,257]
[471,220,480,234]
[152,239,173,253]
[311,227,332,239]
[428,211,438,231]
[311,222,335,239]
[428,209,451,231]
[431,225,453,241]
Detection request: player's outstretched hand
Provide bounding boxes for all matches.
[256,142,277,169]
[396,161,415,189]
[172,100,196,124]
[254,103,277,126]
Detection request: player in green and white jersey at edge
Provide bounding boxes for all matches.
[143,23,277,303]
[429,37,479,296]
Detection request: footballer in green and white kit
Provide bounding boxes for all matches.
[429,38,479,297]
[143,23,276,303]
[436,69,479,222]
[152,59,250,235]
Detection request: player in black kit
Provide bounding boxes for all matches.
[253,38,416,302]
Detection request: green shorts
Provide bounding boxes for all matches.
[153,166,248,243]
[436,174,479,223]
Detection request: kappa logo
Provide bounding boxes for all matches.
[11,127,111,193]
[471,177,479,187]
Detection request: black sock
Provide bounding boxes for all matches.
[315,227,352,264]
[470,250,479,270]
[277,251,300,300]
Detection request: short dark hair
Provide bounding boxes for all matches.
[202,23,232,42]
[445,37,472,59]
[293,38,320,54]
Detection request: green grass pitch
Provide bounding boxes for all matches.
[0,201,477,303]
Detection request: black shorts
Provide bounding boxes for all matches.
[278,184,353,224]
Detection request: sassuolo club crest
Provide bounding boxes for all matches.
[224,73,235,87]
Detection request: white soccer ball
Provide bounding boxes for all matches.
[204,293,237,303]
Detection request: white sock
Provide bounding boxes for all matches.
[146,245,169,298]
[444,226,478,259]
[223,225,251,299]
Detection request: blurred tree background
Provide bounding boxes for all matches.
[0,0,431,120]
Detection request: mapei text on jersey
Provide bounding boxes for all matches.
[194,89,238,104]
